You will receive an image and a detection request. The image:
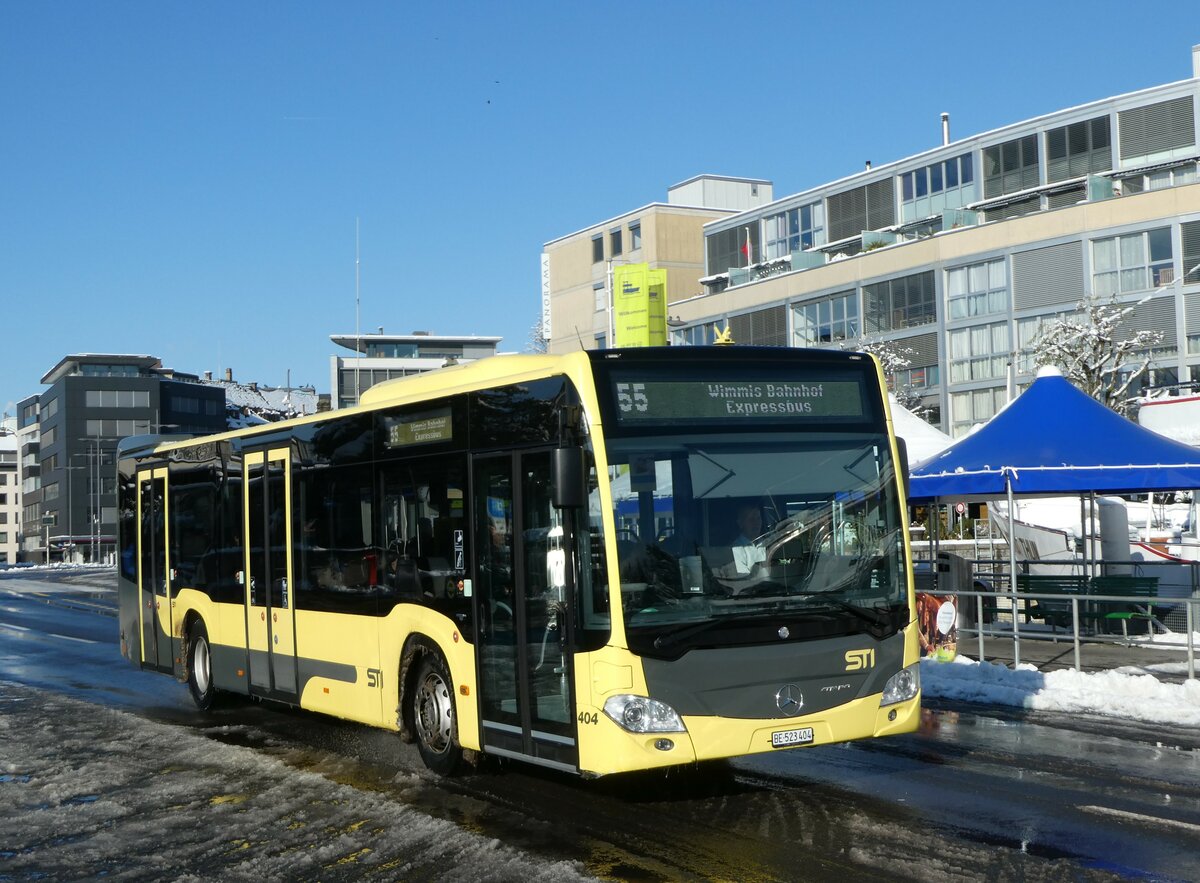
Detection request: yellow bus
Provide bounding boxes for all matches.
[117,347,920,777]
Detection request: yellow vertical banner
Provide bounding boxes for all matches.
[614,263,668,347]
[647,268,667,346]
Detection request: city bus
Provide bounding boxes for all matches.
[116,347,920,777]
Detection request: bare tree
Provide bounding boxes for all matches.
[1032,294,1163,416]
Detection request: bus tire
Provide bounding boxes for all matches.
[411,653,463,776]
[187,620,218,712]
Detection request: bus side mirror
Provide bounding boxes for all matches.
[552,447,586,509]
[895,437,911,500]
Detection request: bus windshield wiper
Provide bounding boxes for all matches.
[650,608,777,651]
[796,595,897,633]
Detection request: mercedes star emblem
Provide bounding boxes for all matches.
[776,684,803,716]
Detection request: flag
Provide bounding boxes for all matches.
[741,226,752,266]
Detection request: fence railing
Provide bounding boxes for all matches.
[918,554,1199,679]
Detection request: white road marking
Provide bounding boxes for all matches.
[0,621,98,644]
[1080,804,1200,834]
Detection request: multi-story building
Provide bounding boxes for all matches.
[16,395,40,563]
[546,47,1200,438]
[543,175,773,352]
[0,433,19,564]
[330,332,502,409]
[27,354,226,563]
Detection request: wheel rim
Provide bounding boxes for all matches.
[414,668,453,754]
[193,635,211,695]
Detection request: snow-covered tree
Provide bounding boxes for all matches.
[846,336,927,415]
[525,317,548,354]
[1031,294,1163,416]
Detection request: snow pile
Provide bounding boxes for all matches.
[921,655,1200,727]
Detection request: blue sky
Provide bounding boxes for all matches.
[2,1,1196,417]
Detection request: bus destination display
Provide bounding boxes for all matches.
[612,379,864,423]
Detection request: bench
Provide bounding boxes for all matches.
[1086,576,1162,638]
[1015,574,1088,629]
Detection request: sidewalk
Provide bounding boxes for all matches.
[956,630,1196,680]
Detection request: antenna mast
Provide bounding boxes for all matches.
[354,218,361,405]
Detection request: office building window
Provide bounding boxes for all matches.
[764,202,825,259]
[827,180,894,243]
[86,389,151,408]
[630,222,642,251]
[594,282,606,312]
[85,419,151,438]
[1182,221,1200,284]
[950,387,1007,438]
[949,321,1011,383]
[901,154,976,222]
[1045,116,1111,182]
[984,134,1039,198]
[863,271,936,333]
[1016,310,1073,373]
[947,259,1007,320]
[42,427,56,446]
[592,235,603,263]
[610,228,622,257]
[706,225,757,273]
[792,291,858,345]
[1119,97,1196,166]
[727,305,787,347]
[1092,228,1173,296]
[42,398,59,419]
[671,324,717,347]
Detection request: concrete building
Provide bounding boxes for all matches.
[545,48,1200,438]
[0,433,19,564]
[330,332,502,409]
[16,394,40,563]
[542,175,774,352]
[25,354,227,563]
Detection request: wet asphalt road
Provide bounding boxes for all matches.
[2,569,1199,881]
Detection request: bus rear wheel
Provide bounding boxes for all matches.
[411,653,463,775]
[187,621,218,712]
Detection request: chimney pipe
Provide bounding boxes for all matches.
[865,160,871,170]
[941,112,950,146]
[204,371,212,381]
[224,368,232,382]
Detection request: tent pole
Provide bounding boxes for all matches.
[1007,474,1020,668]
[1084,494,1094,583]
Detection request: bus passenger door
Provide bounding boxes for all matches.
[137,468,172,672]
[243,449,298,699]
[473,451,578,772]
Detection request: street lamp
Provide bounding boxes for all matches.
[78,435,116,564]
[65,461,87,563]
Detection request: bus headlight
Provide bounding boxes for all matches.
[881,663,920,706]
[603,695,686,733]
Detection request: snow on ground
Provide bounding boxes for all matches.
[921,653,1200,727]
[0,681,592,881]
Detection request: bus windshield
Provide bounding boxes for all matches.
[605,431,908,652]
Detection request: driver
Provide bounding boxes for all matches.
[730,503,767,575]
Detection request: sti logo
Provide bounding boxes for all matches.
[844,649,876,671]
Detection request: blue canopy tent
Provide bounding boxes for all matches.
[908,367,1200,664]
[910,367,1200,501]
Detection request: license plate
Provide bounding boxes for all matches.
[771,727,814,748]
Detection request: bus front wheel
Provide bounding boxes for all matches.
[411,653,463,775]
[187,621,218,712]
